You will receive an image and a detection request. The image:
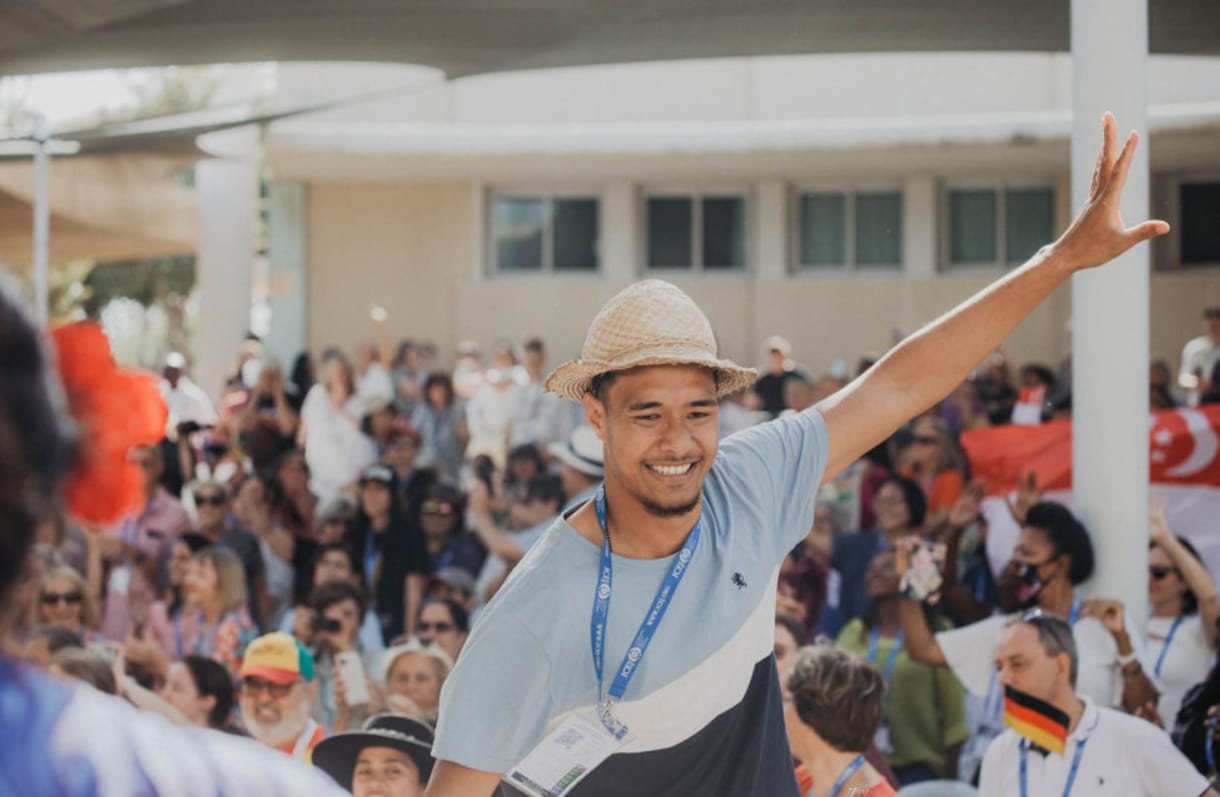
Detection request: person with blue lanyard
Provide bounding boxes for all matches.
[425,114,1172,796]
[980,613,1212,796]
[899,501,1161,714]
[784,645,898,797]
[835,550,969,786]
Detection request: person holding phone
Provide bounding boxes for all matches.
[309,581,380,732]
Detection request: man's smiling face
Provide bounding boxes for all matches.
[586,364,719,518]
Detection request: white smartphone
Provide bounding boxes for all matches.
[334,650,370,706]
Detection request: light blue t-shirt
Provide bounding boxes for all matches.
[433,409,829,795]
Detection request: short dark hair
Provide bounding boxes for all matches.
[524,338,545,354]
[1204,306,1220,320]
[589,371,618,403]
[786,645,884,753]
[521,474,565,509]
[1011,612,1079,687]
[310,579,367,619]
[31,624,84,655]
[182,654,236,729]
[419,597,469,634]
[311,542,361,586]
[0,278,77,599]
[1025,502,1094,585]
[423,372,455,407]
[875,475,927,529]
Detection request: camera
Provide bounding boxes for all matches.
[311,615,342,634]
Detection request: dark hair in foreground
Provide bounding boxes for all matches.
[0,278,76,600]
[785,645,884,753]
[1024,502,1095,585]
[182,654,236,729]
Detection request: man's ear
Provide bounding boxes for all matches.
[584,393,607,440]
[1055,651,1073,686]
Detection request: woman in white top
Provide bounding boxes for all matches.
[298,350,378,503]
[1148,501,1219,723]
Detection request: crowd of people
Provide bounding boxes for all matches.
[4,269,1219,796]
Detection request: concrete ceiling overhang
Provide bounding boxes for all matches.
[2,1,1219,80]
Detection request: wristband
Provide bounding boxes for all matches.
[1117,651,1138,667]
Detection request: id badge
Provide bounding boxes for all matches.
[108,564,132,597]
[874,722,894,756]
[506,714,629,797]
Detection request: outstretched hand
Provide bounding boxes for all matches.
[1052,113,1170,271]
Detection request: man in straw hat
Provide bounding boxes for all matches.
[424,115,1168,797]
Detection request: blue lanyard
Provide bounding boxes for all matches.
[867,627,905,684]
[590,485,700,738]
[1154,615,1186,678]
[1068,596,1081,626]
[822,754,866,797]
[363,527,379,586]
[1020,737,1088,797]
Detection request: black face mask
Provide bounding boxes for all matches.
[1012,558,1056,609]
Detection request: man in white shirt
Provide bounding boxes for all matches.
[1179,307,1220,405]
[160,351,218,433]
[980,613,1213,797]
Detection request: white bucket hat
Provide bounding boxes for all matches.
[547,426,604,478]
[545,280,757,402]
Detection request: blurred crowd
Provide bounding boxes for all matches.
[4,303,1219,796]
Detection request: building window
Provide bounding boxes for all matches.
[795,189,902,269]
[944,183,1054,268]
[645,192,747,271]
[489,193,599,273]
[1180,181,1220,266]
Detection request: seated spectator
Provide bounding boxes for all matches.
[313,714,435,797]
[34,565,97,643]
[239,631,325,761]
[779,501,834,636]
[503,443,546,500]
[309,581,382,732]
[345,464,429,642]
[238,359,300,472]
[830,476,926,635]
[835,551,968,785]
[414,598,468,664]
[317,495,359,545]
[426,568,478,614]
[178,546,258,679]
[383,427,425,498]
[1148,503,1218,723]
[784,645,898,797]
[419,483,487,581]
[900,416,966,525]
[900,502,1159,713]
[281,542,386,655]
[191,480,266,628]
[410,372,467,485]
[159,654,238,732]
[381,640,453,726]
[234,474,298,631]
[980,613,1212,796]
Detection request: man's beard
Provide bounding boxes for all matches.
[241,697,312,748]
[640,493,702,518]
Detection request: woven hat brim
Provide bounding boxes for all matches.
[545,352,757,402]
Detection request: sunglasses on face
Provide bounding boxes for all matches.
[418,622,454,633]
[196,494,225,507]
[1149,566,1177,581]
[240,678,299,699]
[421,501,454,516]
[912,435,940,446]
[41,591,83,606]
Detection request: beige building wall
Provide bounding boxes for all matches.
[303,177,1215,379]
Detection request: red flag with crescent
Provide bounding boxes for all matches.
[961,406,1220,496]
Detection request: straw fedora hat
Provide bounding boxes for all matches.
[545,280,757,402]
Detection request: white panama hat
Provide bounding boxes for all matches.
[545,280,757,402]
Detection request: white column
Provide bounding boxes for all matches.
[265,180,309,368]
[1070,0,1149,622]
[754,179,787,280]
[601,181,637,284]
[195,158,258,398]
[902,176,938,279]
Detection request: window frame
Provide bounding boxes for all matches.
[788,181,905,273]
[939,177,1056,271]
[1157,172,1220,271]
[485,187,603,277]
[639,185,752,274]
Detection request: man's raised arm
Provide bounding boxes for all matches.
[816,113,1168,481]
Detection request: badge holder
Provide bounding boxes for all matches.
[507,714,633,797]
